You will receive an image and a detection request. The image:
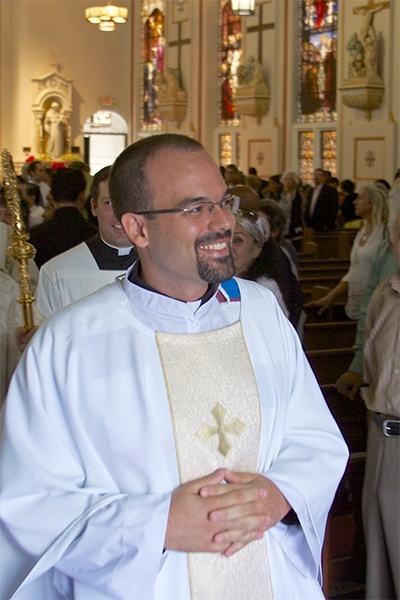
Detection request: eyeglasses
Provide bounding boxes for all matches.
[235,207,259,222]
[134,194,240,221]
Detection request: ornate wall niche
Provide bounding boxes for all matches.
[31,68,73,157]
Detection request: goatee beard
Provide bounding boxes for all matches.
[195,231,235,284]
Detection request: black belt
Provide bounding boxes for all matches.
[373,412,400,437]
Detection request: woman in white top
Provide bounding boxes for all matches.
[307,182,388,319]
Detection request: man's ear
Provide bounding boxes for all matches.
[90,198,97,218]
[120,212,150,248]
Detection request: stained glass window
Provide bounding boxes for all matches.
[141,1,165,131]
[297,0,338,123]
[219,134,233,166]
[298,131,315,182]
[321,130,337,175]
[219,1,242,127]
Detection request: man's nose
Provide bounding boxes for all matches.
[208,204,235,231]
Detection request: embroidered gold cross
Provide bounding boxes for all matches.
[196,402,245,457]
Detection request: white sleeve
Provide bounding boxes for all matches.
[261,317,348,583]
[36,265,63,317]
[0,340,171,600]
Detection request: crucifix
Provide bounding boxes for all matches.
[353,0,389,16]
[168,22,190,80]
[246,3,275,64]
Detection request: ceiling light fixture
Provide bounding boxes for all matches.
[231,0,255,16]
[85,3,128,31]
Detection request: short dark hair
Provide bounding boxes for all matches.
[26,183,41,206]
[340,179,355,194]
[51,169,86,203]
[109,134,203,220]
[91,166,111,205]
[27,160,42,176]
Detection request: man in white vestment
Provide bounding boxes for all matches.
[36,166,137,317]
[0,134,348,600]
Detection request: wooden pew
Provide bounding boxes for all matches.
[306,347,354,386]
[322,385,367,599]
[301,228,358,260]
[304,320,357,351]
[300,275,344,297]
[302,285,348,320]
[298,258,349,280]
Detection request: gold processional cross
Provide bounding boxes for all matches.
[196,402,246,457]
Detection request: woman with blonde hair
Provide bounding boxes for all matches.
[307,182,388,320]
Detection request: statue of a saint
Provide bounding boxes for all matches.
[155,69,186,104]
[353,1,389,77]
[44,102,66,157]
[346,33,366,78]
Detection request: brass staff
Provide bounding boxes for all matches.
[1,148,36,330]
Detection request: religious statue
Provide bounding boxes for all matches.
[346,32,366,78]
[237,56,264,91]
[339,0,389,120]
[353,0,389,78]
[44,101,66,157]
[154,68,187,126]
[155,68,187,104]
[234,56,270,123]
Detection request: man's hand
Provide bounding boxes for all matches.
[164,469,291,557]
[15,326,39,353]
[335,371,363,400]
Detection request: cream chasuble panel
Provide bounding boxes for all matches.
[156,321,273,600]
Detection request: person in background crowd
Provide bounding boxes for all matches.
[359,186,400,600]
[304,168,338,232]
[306,182,388,319]
[29,168,97,269]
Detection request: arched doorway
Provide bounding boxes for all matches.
[83,110,128,174]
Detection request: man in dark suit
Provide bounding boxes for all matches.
[304,168,338,231]
[29,169,97,269]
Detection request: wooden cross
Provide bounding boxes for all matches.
[246,3,275,64]
[168,22,190,76]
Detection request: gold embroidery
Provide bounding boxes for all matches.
[196,402,245,457]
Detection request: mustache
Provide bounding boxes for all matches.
[195,230,232,249]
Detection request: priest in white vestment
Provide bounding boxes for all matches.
[36,166,137,317]
[0,135,348,600]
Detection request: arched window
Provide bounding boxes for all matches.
[141,1,166,131]
[296,0,338,181]
[298,0,338,122]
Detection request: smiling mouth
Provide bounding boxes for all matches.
[198,241,228,251]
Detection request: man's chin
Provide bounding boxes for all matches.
[197,254,235,284]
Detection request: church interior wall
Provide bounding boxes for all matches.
[0,0,131,165]
[336,0,399,183]
[0,0,398,182]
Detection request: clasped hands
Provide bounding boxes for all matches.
[165,469,291,557]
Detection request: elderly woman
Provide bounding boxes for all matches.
[307,182,388,319]
[278,171,303,246]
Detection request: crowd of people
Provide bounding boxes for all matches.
[0,140,398,600]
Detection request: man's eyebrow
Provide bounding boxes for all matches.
[176,188,231,208]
